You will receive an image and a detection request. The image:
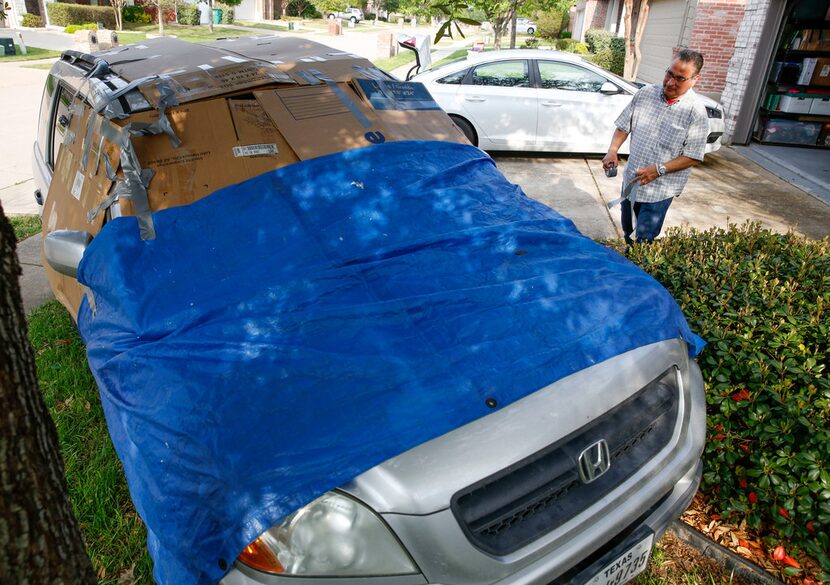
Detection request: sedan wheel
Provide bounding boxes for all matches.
[328,13,335,18]
[450,116,478,147]
[527,27,535,35]
[350,16,357,22]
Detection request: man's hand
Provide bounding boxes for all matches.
[632,164,660,186]
[602,152,619,172]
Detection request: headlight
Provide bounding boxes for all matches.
[237,491,419,577]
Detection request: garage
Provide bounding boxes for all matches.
[637,0,695,84]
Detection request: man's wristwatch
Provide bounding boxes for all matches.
[656,162,667,176]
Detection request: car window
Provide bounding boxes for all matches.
[50,84,73,168]
[37,74,57,164]
[537,61,607,92]
[471,60,530,88]
[437,67,469,84]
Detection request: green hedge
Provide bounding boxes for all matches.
[554,38,588,54]
[47,2,116,27]
[123,5,151,23]
[220,6,235,23]
[627,223,830,577]
[584,29,625,75]
[177,4,200,25]
[21,12,43,27]
[65,22,98,34]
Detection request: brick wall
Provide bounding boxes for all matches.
[592,0,609,29]
[718,0,773,141]
[686,0,748,95]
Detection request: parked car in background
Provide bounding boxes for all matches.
[327,7,364,22]
[515,17,537,35]
[413,49,725,154]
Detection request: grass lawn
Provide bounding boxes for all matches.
[28,302,153,584]
[372,50,415,73]
[1,46,62,62]
[10,214,41,241]
[121,23,253,42]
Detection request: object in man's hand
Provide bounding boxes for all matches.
[605,163,618,178]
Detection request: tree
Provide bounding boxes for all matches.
[109,0,126,30]
[622,0,650,79]
[0,205,97,583]
[311,0,348,16]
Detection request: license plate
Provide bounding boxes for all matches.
[586,532,654,585]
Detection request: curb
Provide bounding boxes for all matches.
[668,520,784,585]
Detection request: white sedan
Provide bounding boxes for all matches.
[412,49,725,154]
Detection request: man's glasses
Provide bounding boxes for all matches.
[665,69,695,83]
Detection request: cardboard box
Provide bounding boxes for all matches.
[42,36,469,317]
[761,119,821,145]
[778,95,812,113]
[809,96,830,115]
[812,58,830,87]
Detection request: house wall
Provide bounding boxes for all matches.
[717,0,774,140]
[687,0,747,95]
[592,0,609,28]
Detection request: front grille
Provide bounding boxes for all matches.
[451,369,680,556]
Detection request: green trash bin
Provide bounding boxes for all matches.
[212,8,223,24]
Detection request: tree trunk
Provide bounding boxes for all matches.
[209,0,214,32]
[158,2,165,35]
[622,0,635,79]
[622,0,650,80]
[631,0,650,80]
[0,205,97,583]
[509,5,517,49]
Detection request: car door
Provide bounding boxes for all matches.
[458,59,537,149]
[534,60,632,153]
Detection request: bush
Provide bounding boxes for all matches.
[220,6,234,23]
[560,30,572,38]
[584,27,613,53]
[627,223,830,575]
[523,37,540,49]
[582,30,624,75]
[123,5,152,23]
[47,2,117,28]
[177,3,199,25]
[21,12,44,27]
[534,10,564,41]
[64,23,98,34]
[554,38,588,54]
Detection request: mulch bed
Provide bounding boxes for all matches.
[681,493,826,585]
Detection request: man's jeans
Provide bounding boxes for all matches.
[621,197,674,245]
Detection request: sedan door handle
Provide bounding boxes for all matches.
[464,96,486,102]
[541,101,562,107]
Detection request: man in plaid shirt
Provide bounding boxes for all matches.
[602,49,710,245]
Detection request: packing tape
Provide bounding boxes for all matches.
[308,68,372,129]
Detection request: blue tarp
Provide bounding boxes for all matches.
[77,140,704,584]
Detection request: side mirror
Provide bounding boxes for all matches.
[600,81,622,95]
[44,230,92,279]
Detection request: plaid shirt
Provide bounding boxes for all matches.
[614,84,709,203]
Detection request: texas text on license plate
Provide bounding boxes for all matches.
[586,532,654,585]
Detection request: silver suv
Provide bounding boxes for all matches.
[327,7,364,22]
[33,36,705,585]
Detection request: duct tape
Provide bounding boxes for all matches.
[606,181,638,209]
[63,130,77,146]
[296,70,321,85]
[92,134,105,177]
[352,65,388,81]
[81,113,104,171]
[84,286,97,317]
[308,68,372,129]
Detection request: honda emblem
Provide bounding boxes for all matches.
[577,439,610,483]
